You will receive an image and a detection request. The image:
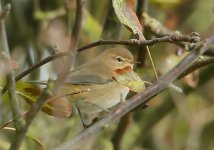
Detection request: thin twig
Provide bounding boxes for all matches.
[9,79,54,150]
[66,0,84,69]
[16,52,68,81]
[53,0,84,93]
[142,13,214,57]
[0,52,68,94]
[53,33,214,150]
[0,89,90,130]
[112,113,132,150]
[101,0,122,40]
[136,0,149,67]
[71,0,83,50]
[0,34,200,96]
[0,1,24,136]
[0,111,29,130]
[8,1,84,144]
[178,57,214,79]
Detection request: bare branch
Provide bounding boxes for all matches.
[0,0,24,136]
[71,0,84,50]
[0,34,200,96]
[53,33,214,150]
[112,113,132,150]
[53,0,84,95]
[9,79,54,150]
[17,35,201,79]
[142,13,214,57]
[178,57,214,79]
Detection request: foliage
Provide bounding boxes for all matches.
[0,0,214,150]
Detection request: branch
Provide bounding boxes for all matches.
[9,2,85,148]
[136,0,148,67]
[0,34,199,96]
[142,13,214,57]
[53,0,84,93]
[101,1,122,39]
[178,57,214,79]
[53,33,214,150]
[112,113,132,150]
[17,35,201,79]
[0,52,68,94]
[0,1,24,133]
[71,0,83,50]
[9,79,54,150]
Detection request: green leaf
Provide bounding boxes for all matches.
[113,70,145,93]
[16,81,72,118]
[112,0,145,39]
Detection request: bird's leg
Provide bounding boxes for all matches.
[140,104,149,109]
[76,105,88,129]
[130,38,141,44]
[119,93,126,103]
[131,104,149,112]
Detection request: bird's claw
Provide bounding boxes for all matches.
[130,39,141,44]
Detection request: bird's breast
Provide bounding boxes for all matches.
[74,82,129,115]
[113,66,132,75]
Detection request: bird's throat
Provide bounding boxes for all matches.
[113,66,132,75]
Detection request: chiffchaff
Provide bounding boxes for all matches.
[60,47,145,125]
[28,47,145,125]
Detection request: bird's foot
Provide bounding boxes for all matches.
[83,117,99,129]
[130,38,141,44]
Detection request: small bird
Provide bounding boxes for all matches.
[26,47,145,126]
[60,47,145,125]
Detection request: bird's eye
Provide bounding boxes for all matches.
[117,57,123,62]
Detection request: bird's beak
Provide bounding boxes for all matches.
[130,61,141,64]
[134,61,142,64]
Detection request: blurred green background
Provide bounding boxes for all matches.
[0,0,214,150]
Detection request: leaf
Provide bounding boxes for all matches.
[112,0,145,40]
[26,134,47,150]
[113,0,159,80]
[113,70,145,93]
[16,81,72,118]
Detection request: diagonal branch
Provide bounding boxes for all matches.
[9,79,54,150]
[178,57,214,79]
[0,2,24,132]
[10,1,85,148]
[53,33,214,150]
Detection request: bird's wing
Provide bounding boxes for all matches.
[63,59,114,85]
[27,75,113,85]
[65,75,113,84]
[65,70,113,85]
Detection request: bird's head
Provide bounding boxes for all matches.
[94,47,145,93]
[97,47,134,76]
